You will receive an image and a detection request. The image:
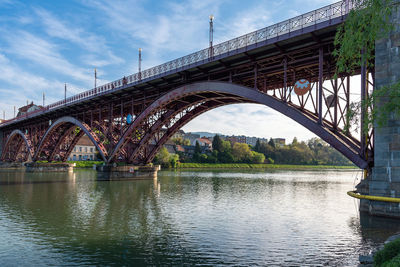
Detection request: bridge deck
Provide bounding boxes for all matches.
[0,0,352,131]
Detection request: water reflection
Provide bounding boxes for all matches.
[0,169,399,266]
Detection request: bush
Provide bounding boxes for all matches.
[67,161,103,168]
[382,254,400,267]
[374,238,400,266]
[169,154,179,168]
[250,151,265,164]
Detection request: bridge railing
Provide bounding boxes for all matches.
[0,0,353,128]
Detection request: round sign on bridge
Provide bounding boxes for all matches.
[294,79,311,96]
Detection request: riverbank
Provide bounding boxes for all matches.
[176,163,356,170]
[33,161,357,170]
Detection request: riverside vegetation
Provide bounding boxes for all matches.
[153,136,353,169]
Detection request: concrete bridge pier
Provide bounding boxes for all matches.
[359,1,400,217]
[96,164,161,180]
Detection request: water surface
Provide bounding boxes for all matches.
[0,169,399,266]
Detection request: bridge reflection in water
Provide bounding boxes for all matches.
[0,169,399,266]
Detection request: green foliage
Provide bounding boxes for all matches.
[171,137,191,146]
[212,134,223,152]
[194,141,201,154]
[333,0,392,74]
[334,0,400,133]
[254,139,261,152]
[221,140,232,153]
[374,238,400,266]
[343,102,361,133]
[74,127,81,135]
[250,151,265,163]
[67,161,103,168]
[370,81,400,128]
[218,151,234,163]
[154,147,179,168]
[169,154,179,168]
[381,254,400,267]
[268,138,275,148]
[177,163,354,169]
[344,82,400,134]
[232,142,252,162]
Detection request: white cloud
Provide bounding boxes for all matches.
[3,31,95,86]
[34,8,123,66]
[183,104,316,141]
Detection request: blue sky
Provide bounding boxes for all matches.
[0,0,337,141]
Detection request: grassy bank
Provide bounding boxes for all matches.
[176,163,356,170]
[374,238,400,266]
[66,161,103,168]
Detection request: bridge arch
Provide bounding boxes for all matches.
[1,129,34,162]
[109,81,368,169]
[33,116,108,162]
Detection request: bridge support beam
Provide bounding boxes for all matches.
[359,2,400,217]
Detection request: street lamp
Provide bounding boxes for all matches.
[209,15,214,58]
[138,48,142,81]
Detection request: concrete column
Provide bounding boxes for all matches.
[360,1,400,217]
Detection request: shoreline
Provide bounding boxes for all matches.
[27,161,358,171]
[174,163,357,170]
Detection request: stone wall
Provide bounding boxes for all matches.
[361,1,400,217]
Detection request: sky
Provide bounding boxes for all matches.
[0,0,339,142]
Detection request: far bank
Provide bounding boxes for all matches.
[175,163,357,170]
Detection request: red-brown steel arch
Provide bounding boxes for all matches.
[1,129,34,162]
[33,116,108,162]
[109,81,368,169]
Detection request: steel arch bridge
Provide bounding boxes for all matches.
[0,0,373,170]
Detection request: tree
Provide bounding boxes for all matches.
[169,154,179,168]
[171,137,191,146]
[218,151,234,163]
[212,135,223,152]
[232,143,252,162]
[154,147,171,168]
[221,140,231,153]
[193,141,202,162]
[268,138,275,148]
[291,137,298,146]
[254,139,261,152]
[194,141,201,154]
[250,151,265,163]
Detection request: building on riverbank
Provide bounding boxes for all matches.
[68,135,97,161]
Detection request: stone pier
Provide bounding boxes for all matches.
[96,164,160,180]
[25,162,74,172]
[359,1,400,217]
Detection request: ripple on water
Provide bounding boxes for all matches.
[0,169,398,266]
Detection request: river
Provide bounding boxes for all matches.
[0,168,399,266]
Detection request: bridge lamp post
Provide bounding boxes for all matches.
[94,68,97,89]
[209,15,214,58]
[138,48,142,81]
[64,83,67,105]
